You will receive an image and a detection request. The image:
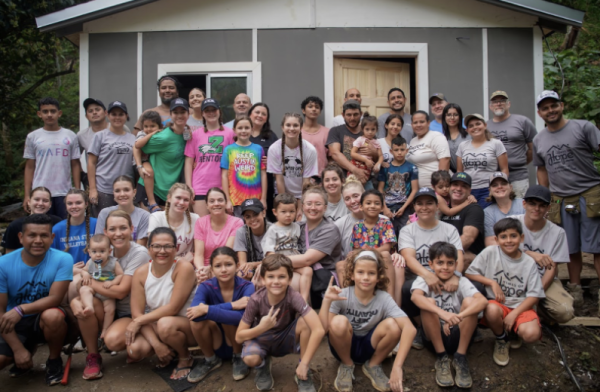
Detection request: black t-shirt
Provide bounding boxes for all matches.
[1,214,62,251]
[441,204,485,255]
[325,124,362,162]
[251,130,279,155]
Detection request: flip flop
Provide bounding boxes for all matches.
[147,203,161,213]
[170,359,196,380]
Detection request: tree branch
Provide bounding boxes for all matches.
[14,59,76,102]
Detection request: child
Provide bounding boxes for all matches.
[24,97,81,219]
[465,218,545,367]
[134,110,163,212]
[221,115,268,217]
[431,170,477,217]
[411,242,487,388]
[319,249,416,392]
[77,234,124,339]
[261,193,313,302]
[350,113,383,189]
[235,254,324,392]
[377,136,419,233]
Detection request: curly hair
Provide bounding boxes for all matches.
[343,248,389,292]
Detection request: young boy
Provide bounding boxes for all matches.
[378,136,418,232]
[235,254,324,392]
[261,193,313,302]
[411,242,488,388]
[24,97,81,219]
[466,218,545,367]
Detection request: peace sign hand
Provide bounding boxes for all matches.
[258,306,280,331]
[324,276,346,302]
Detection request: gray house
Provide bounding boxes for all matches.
[37,0,583,132]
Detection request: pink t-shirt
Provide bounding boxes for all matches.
[194,214,244,266]
[302,125,330,175]
[184,127,235,196]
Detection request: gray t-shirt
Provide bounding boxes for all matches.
[484,199,525,237]
[411,276,480,322]
[487,114,537,182]
[115,242,151,317]
[326,124,362,162]
[87,129,135,194]
[466,245,545,308]
[335,214,360,258]
[326,200,350,222]
[233,222,272,262]
[377,112,413,140]
[456,138,507,189]
[297,219,342,271]
[399,221,463,279]
[447,133,471,173]
[96,206,150,241]
[187,116,204,132]
[261,223,301,256]
[532,120,600,197]
[329,287,406,336]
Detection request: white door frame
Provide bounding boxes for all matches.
[323,42,429,128]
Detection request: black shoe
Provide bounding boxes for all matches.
[46,357,64,386]
[9,364,32,378]
[452,355,473,389]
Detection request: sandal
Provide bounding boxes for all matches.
[170,357,195,380]
[147,203,161,213]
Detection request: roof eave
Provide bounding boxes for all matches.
[478,0,584,28]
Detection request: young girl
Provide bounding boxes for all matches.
[431,170,477,217]
[321,164,350,222]
[221,116,267,217]
[319,249,416,392]
[187,247,255,383]
[187,87,206,132]
[379,114,406,166]
[233,199,272,280]
[350,114,384,189]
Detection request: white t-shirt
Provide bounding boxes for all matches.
[267,139,318,198]
[148,211,199,257]
[411,276,480,322]
[406,131,450,188]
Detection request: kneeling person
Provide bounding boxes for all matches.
[411,242,487,388]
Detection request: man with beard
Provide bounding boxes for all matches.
[377,87,413,140]
[224,93,252,129]
[133,75,180,135]
[533,90,600,309]
[331,88,362,127]
[486,91,537,198]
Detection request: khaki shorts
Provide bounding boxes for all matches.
[538,279,574,324]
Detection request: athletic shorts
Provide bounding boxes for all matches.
[422,324,474,355]
[480,300,540,333]
[134,183,166,207]
[241,318,299,359]
[194,194,206,201]
[328,326,377,365]
[214,323,234,360]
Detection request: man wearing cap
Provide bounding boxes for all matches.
[133,75,180,135]
[331,88,362,127]
[483,172,525,246]
[224,93,252,129]
[533,90,600,307]
[508,185,574,323]
[440,173,486,266]
[486,91,537,198]
[429,93,448,133]
[377,88,414,139]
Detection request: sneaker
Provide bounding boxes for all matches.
[362,360,391,392]
[412,328,424,350]
[434,355,454,387]
[472,327,484,343]
[255,356,274,391]
[232,355,250,381]
[83,353,103,380]
[295,369,317,392]
[9,364,32,378]
[45,357,63,386]
[187,357,223,383]
[510,336,523,349]
[566,283,584,308]
[334,363,355,392]
[493,339,510,366]
[452,355,473,389]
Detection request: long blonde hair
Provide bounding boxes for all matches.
[164,183,194,234]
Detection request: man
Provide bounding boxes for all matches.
[224,93,252,128]
[511,185,574,324]
[533,90,600,308]
[133,75,180,134]
[0,214,73,385]
[486,91,537,198]
[331,88,362,127]
[429,93,448,133]
[377,87,413,140]
[440,172,486,266]
[301,96,330,174]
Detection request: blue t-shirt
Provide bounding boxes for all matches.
[0,248,73,315]
[429,120,443,133]
[484,199,525,237]
[378,161,418,205]
[51,218,97,264]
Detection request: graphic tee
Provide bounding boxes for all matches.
[148,211,199,257]
[378,161,418,205]
[411,276,480,323]
[261,223,301,256]
[52,217,98,264]
[220,143,266,206]
[325,200,350,222]
[351,218,397,250]
[407,131,450,188]
[456,138,507,189]
[267,139,318,199]
[241,286,311,332]
[87,129,135,194]
[23,128,81,197]
[96,206,150,241]
[326,124,362,162]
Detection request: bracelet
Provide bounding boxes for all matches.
[137,165,144,170]
[14,306,24,317]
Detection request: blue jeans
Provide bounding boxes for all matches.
[471,188,490,209]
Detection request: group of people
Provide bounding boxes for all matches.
[0,76,599,392]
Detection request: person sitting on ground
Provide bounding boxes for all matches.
[466,218,545,367]
[233,199,273,281]
[319,249,416,392]
[186,247,255,383]
[235,254,324,392]
[0,214,73,386]
[483,172,524,246]
[411,242,487,389]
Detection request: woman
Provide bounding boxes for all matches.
[88,101,136,217]
[187,87,206,132]
[148,183,199,262]
[1,187,62,253]
[442,103,471,173]
[378,114,409,165]
[233,199,272,280]
[457,113,508,208]
[248,103,279,221]
[321,163,350,222]
[96,176,150,246]
[194,188,244,278]
[71,209,151,380]
[483,172,524,246]
[126,227,196,380]
[406,111,450,188]
[185,98,235,217]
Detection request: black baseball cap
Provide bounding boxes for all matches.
[524,185,551,204]
[201,98,220,111]
[451,172,472,187]
[83,98,105,110]
[413,187,438,203]
[107,100,128,114]
[241,198,264,214]
[170,98,189,111]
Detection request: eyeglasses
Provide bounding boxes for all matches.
[445,114,459,118]
[491,99,508,105]
[303,202,324,208]
[149,244,176,251]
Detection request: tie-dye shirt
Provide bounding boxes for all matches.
[220,142,266,206]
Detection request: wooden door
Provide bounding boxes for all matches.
[333,58,410,117]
